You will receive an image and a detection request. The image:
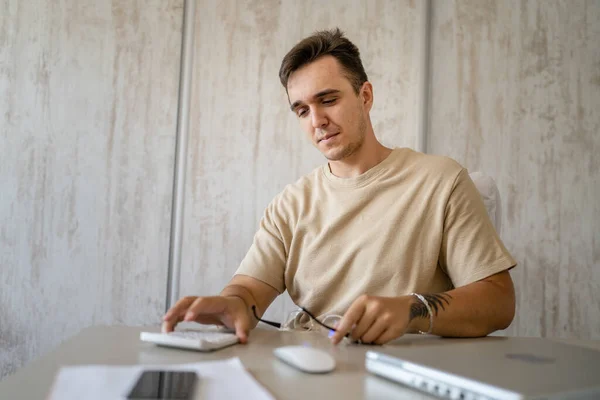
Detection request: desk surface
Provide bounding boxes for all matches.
[1,325,599,400]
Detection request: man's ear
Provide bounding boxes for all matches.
[360,82,373,112]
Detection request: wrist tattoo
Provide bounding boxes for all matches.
[409,293,452,321]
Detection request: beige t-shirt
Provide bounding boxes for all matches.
[235,148,516,318]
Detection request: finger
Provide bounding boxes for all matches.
[192,314,225,326]
[331,298,367,345]
[162,297,196,332]
[350,307,377,341]
[161,314,184,333]
[163,296,195,321]
[233,316,250,344]
[184,297,227,322]
[374,326,404,345]
[360,317,388,344]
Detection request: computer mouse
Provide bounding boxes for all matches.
[273,345,336,374]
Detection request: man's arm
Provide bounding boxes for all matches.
[330,270,515,345]
[220,274,280,328]
[162,275,279,341]
[407,270,515,336]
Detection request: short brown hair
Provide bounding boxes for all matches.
[279,28,369,94]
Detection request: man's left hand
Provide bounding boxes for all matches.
[330,295,413,345]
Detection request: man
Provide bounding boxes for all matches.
[163,28,516,345]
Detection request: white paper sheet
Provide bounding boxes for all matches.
[47,357,274,400]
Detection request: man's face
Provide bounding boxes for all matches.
[287,56,372,161]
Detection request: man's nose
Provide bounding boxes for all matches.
[311,108,328,129]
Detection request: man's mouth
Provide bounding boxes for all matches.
[318,132,339,143]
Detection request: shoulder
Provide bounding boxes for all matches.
[267,166,322,219]
[398,148,465,182]
[279,165,321,200]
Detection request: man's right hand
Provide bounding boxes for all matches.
[161,296,251,343]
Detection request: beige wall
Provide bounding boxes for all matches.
[179,0,423,321]
[0,1,183,378]
[428,0,600,339]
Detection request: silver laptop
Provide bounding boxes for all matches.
[365,337,600,400]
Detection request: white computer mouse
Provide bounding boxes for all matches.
[273,345,336,374]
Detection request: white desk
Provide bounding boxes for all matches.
[1,325,598,399]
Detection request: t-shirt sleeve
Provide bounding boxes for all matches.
[439,168,517,287]
[234,196,288,294]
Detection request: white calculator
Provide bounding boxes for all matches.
[140,328,239,351]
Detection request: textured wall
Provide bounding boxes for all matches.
[180,0,423,320]
[4,1,595,383]
[0,1,183,379]
[428,0,600,338]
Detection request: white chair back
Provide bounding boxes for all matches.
[469,171,502,234]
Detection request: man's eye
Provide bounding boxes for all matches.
[323,99,336,105]
[298,109,308,117]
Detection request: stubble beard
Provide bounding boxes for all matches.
[324,113,367,162]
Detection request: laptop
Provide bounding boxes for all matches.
[365,337,600,400]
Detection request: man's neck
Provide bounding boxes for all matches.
[328,141,393,178]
